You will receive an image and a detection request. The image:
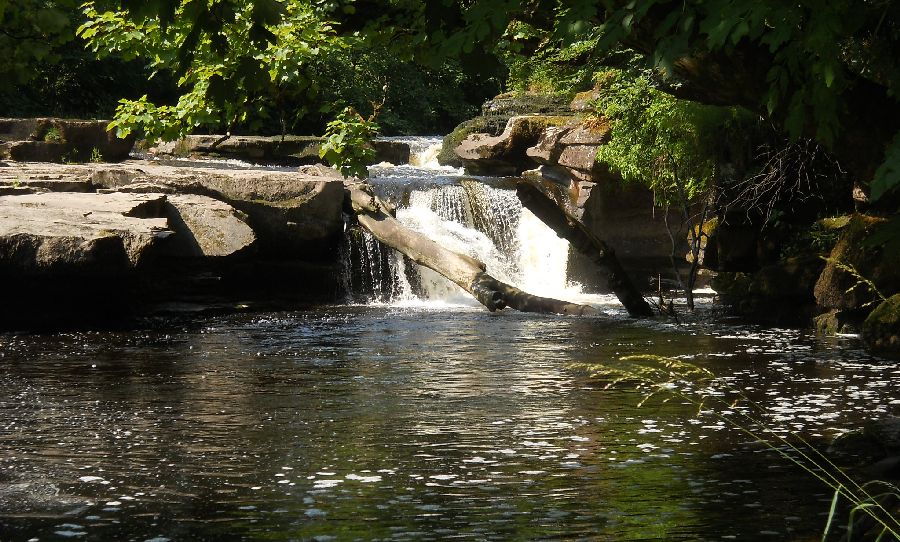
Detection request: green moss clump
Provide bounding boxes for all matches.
[862,294,900,354]
[437,117,494,167]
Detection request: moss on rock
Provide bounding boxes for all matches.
[815,214,900,311]
[862,294,900,355]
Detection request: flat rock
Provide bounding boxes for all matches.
[2,161,344,259]
[0,161,96,192]
[151,134,410,166]
[0,192,170,274]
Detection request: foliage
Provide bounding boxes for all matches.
[425,0,900,199]
[574,354,900,540]
[296,42,491,136]
[499,20,603,96]
[318,106,379,179]
[78,0,340,142]
[43,126,63,143]
[591,70,736,205]
[0,0,77,88]
[780,219,843,258]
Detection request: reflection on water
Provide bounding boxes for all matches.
[1,306,897,540]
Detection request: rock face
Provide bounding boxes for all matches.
[0,118,135,162]
[526,121,610,183]
[443,94,689,292]
[0,160,346,328]
[571,178,688,291]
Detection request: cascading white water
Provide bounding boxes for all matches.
[345,136,605,308]
[378,136,447,169]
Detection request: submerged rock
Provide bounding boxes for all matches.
[711,255,824,325]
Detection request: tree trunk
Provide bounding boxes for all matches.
[346,182,598,316]
[515,180,654,318]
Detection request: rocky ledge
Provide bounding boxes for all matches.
[0,160,347,328]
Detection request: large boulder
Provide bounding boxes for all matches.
[862,294,900,355]
[0,192,170,275]
[0,118,135,162]
[438,92,571,167]
[454,115,571,176]
[815,214,900,312]
[165,194,256,258]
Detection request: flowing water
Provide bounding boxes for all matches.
[1,140,898,541]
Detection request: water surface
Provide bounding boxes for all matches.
[1,305,896,541]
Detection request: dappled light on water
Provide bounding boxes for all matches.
[1,308,897,540]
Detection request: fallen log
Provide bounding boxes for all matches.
[346,182,598,316]
[516,180,654,318]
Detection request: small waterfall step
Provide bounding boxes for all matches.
[343,155,616,311]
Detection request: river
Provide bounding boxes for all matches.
[1,140,897,541]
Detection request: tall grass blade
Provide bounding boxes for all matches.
[821,484,841,540]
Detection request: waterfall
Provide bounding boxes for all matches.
[377,136,445,169]
[344,137,602,308]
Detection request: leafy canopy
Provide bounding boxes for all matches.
[0,0,78,88]
[464,0,900,199]
[592,70,744,205]
[78,0,340,142]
